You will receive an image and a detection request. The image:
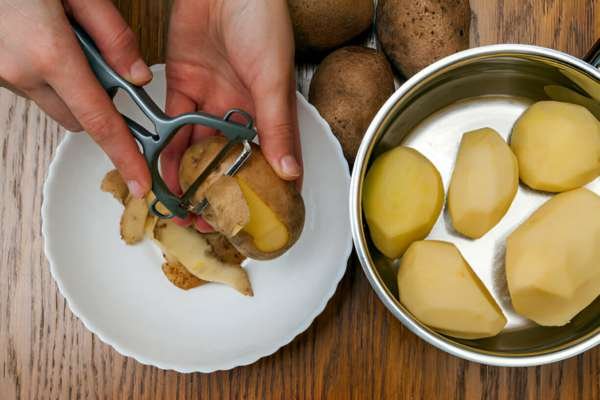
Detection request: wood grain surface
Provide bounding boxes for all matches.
[1,1,600,399]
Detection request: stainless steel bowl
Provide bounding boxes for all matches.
[350,44,600,367]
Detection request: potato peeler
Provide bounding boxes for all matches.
[71,22,257,219]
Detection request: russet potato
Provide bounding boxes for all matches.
[506,188,600,326]
[363,146,444,259]
[398,240,506,339]
[448,128,519,238]
[376,0,471,77]
[510,101,600,192]
[308,46,395,161]
[288,0,373,54]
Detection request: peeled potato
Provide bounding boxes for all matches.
[179,136,305,260]
[363,146,444,258]
[510,101,600,192]
[398,240,507,339]
[506,188,600,326]
[448,128,519,238]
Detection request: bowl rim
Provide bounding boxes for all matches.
[350,44,600,367]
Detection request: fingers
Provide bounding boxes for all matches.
[251,81,302,181]
[162,88,196,195]
[161,88,218,233]
[162,88,196,227]
[194,216,215,233]
[66,0,152,85]
[45,22,150,198]
[26,85,82,131]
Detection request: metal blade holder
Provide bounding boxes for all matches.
[71,22,257,219]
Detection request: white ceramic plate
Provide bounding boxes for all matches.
[42,65,351,373]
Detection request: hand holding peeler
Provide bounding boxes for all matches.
[71,22,257,219]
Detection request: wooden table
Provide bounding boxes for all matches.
[1,1,600,398]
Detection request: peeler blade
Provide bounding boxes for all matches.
[182,139,253,215]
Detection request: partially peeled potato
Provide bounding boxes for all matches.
[179,136,305,260]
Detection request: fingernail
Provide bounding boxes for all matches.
[279,155,301,178]
[127,180,146,199]
[129,59,152,84]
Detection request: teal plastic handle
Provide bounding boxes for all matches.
[70,21,257,218]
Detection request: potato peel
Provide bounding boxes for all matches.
[204,233,246,265]
[120,196,149,245]
[104,171,252,294]
[100,169,129,205]
[203,175,250,237]
[162,261,206,290]
[154,220,253,296]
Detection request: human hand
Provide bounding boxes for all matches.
[161,0,302,231]
[0,0,152,197]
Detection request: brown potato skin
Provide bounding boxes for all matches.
[180,136,305,260]
[204,233,246,265]
[309,46,395,162]
[288,0,373,54]
[376,0,470,77]
[101,169,129,205]
[162,262,206,290]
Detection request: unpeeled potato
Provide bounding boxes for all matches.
[309,46,396,161]
[179,136,305,260]
[448,128,519,238]
[376,0,471,77]
[288,0,374,55]
[398,240,506,339]
[506,188,600,326]
[510,101,600,192]
[363,146,444,259]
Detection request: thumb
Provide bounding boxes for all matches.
[251,80,302,181]
[66,0,152,85]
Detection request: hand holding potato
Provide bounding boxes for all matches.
[160,0,302,234]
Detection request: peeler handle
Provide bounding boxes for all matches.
[585,39,600,68]
[71,21,257,219]
[70,21,168,128]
